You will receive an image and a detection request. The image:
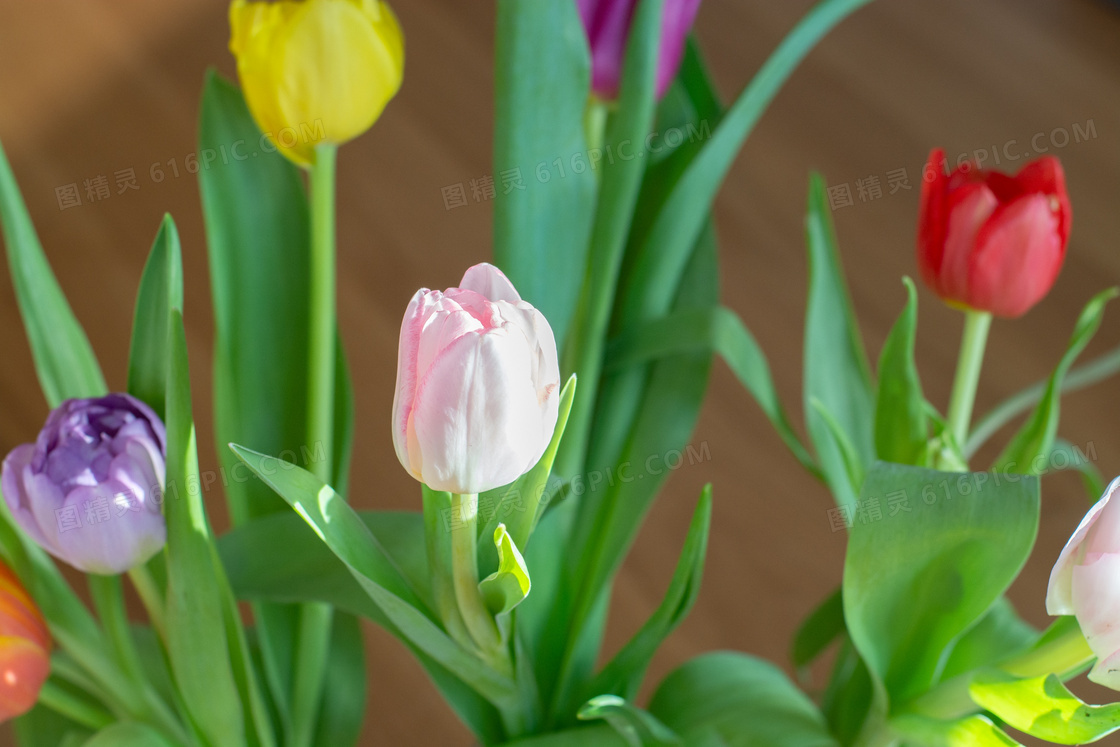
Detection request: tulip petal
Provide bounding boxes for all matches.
[655,0,702,98]
[917,149,950,295]
[940,183,999,304]
[1073,552,1120,684]
[459,263,522,304]
[392,289,431,478]
[968,193,1064,318]
[0,635,50,722]
[276,0,404,149]
[1047,478,1119,615]
[1,446,52,554]
[412,329,543,494]
[1090,648,1120,692]
[54,482,167,575]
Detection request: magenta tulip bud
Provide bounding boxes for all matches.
[2,394,167,575]
[392,263,561,494]
[577,0,702,100]
[1047,477,1120,690]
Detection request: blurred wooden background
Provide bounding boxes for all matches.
[3,0,1120,743]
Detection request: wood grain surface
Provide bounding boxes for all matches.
[3,1,1120,744]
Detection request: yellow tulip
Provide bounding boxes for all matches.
[229,0,404,167]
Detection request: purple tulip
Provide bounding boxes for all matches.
[577,0,702,100]
[2,394,167,575]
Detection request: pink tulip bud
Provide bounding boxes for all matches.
[392,263,561,494]
[577,0,703,101]
[1047,477,1120,689]
[0,562,50,723]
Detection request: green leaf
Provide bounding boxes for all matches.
[648,652,839,746]
[970,671,1120,745]
[792,588,845,671]
[842,463,1040,704]
[480,524,532,617]
[163,310,246,746]
[993,288,1117,474]
[311,613,367,747]
[803,174,875,508]
[127,215,183,419]
[220,510,431,625]
[229,445,518,706]
[1049,438,1105,500]
[939,597,1038,682]
[80,723,177,747]
[890,713,1021,746]
[503,725,628,746]
[606,306,819,478]
[554,216,718,721]
[821,637,874,745]
[0,138,106,406]
[614,0,874,328]
[578,695,681,746]
[587,487,712,702]
[875,278,928,466]
[809,398,865,496]
[493,0,597,350]
[14,703,91,747]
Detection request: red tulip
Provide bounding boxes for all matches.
[0,561,50,722]
[917,148,1071,318]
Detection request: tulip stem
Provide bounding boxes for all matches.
[946,310,992,454]
[450,493,502,654]
[289,142,340,747]
[128,565,166,643]
[307,142,338,485]
[88,574,146,686]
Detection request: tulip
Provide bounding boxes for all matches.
[2,394,167,575]
[1047,476,1120,690]
[577,0,702,100]
[917,148,1071,318]
[0,562,50,722]
[392,263,561,495]
[229,0,405,167]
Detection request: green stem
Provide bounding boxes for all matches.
[554,99,611,483]
[88,574,145,687]
[450,493,501,653]
[127,565,166,644]
[37,680,115,731]
[945,311,992,452]
[307,142,338,485]
[288,142,339,747]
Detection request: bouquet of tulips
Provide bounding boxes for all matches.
[2,0,1120,745]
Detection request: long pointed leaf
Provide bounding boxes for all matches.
[0,139,105,405]
[803,173,875,507]
[127,215,183,419]
[993,288,1116,474]
[585,487,711,702]
[875,278,927,466]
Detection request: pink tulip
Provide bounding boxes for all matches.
[392,263,561,494]
[1047,477,1120,690]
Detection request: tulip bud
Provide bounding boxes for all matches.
[577,0,702,101]
[229,0,405,167]
[392,263,561,494]
[917,148,1071,318]
[0,562,50,723]
[2,394,167,575]
[1047,477,1120,690]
